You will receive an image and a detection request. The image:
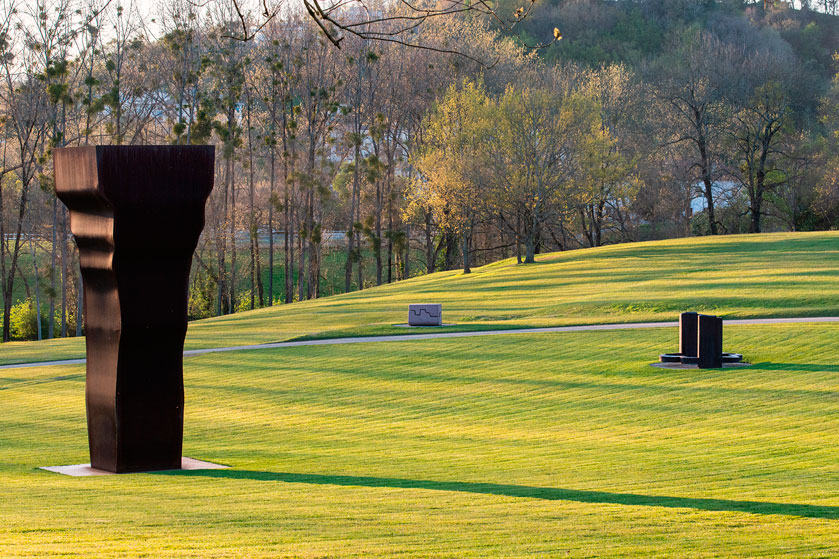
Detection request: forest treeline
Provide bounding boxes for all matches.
[3,0,839,341]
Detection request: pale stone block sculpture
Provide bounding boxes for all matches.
[408,304,443,326]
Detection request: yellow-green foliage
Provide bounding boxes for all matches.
[412,79,492,235]
[9,299,41,341]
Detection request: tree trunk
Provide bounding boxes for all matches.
[306,190,314,300]
[298,204,306,302]
[525,211,538,263]
[594,201,605,247]
[697,133,718,235]
[28,222,42,340]
[443,231,458,271]
[268,147,275,306]
[228,148,237,314]
[247,90,256,310]
[524,233,536,264]
[386,189,393,284]
[285,180,292,304]
[49,197,57,338]
[750,205,762,233]
[403,223,410,280]
[425,210,434,274]
[313,240,321,298]
[1,167,7,340]
[60,208,68,337]
[701,175,717,235]
[256,241,264,306]
[281,103,292,305]
[375,179,382,286]
[3,172,30,341]
[345,144,359,293]
[356,229,363,290]
[216,159,228,316]
[579,207,594,248]
[462,230,471,274]
[750,171,764,234]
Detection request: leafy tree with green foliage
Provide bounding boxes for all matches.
[413,80,491,273]
[488,85,600,262]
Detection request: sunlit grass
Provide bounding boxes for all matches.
[2,323,839,557]
[4,231,839,365]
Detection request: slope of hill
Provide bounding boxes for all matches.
[4,231,839,557]
[2,231,839,364]
[4,323,839,557]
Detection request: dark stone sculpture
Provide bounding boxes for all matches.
[697,314,723,369]
[679,312,698,359]
[659,311,742,368]
[54,145,214,473]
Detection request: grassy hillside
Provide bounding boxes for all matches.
[4,232,839,556]
[3,231,839,364]
[3,323,839,557]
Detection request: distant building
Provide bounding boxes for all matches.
[237,229,349,248]
[690,181,740,214]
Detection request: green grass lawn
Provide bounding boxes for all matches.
[2,323,839,557]
[3,231,839,365]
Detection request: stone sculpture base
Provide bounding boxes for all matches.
[650,362,751,371]
[659,352,743,364]
[41,457,228,477]
[393,323,456,328]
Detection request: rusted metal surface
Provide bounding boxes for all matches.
[54,145,214,473]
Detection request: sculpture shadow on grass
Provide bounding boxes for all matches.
[750,362,839,374]
[154,470,839,519]
[0,373,84,391]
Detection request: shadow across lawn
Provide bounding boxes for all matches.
[0,373,84,390]
[154,469,839,519]
[747,362,839,374]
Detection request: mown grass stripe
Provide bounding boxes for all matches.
[4,325,839,556]
[5,231,839,365]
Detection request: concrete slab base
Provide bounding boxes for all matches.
[392,323,456,328]
[650,362,752,370]
[40,457,229,476]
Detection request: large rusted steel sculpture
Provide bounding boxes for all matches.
[54,146,214,473]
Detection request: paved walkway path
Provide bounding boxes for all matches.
[3,316,839,371]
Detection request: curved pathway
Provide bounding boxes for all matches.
[3,316,839,371]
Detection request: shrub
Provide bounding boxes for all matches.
[9,298,47,341]
[188,269,215,320]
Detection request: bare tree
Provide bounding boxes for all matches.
[100,1,146,145]
[727,78,797,233]
[649,31,739,235]
[295,27,342,298]
[0,5,49,341]
[219,0,557,55]
[159,0,207,144]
